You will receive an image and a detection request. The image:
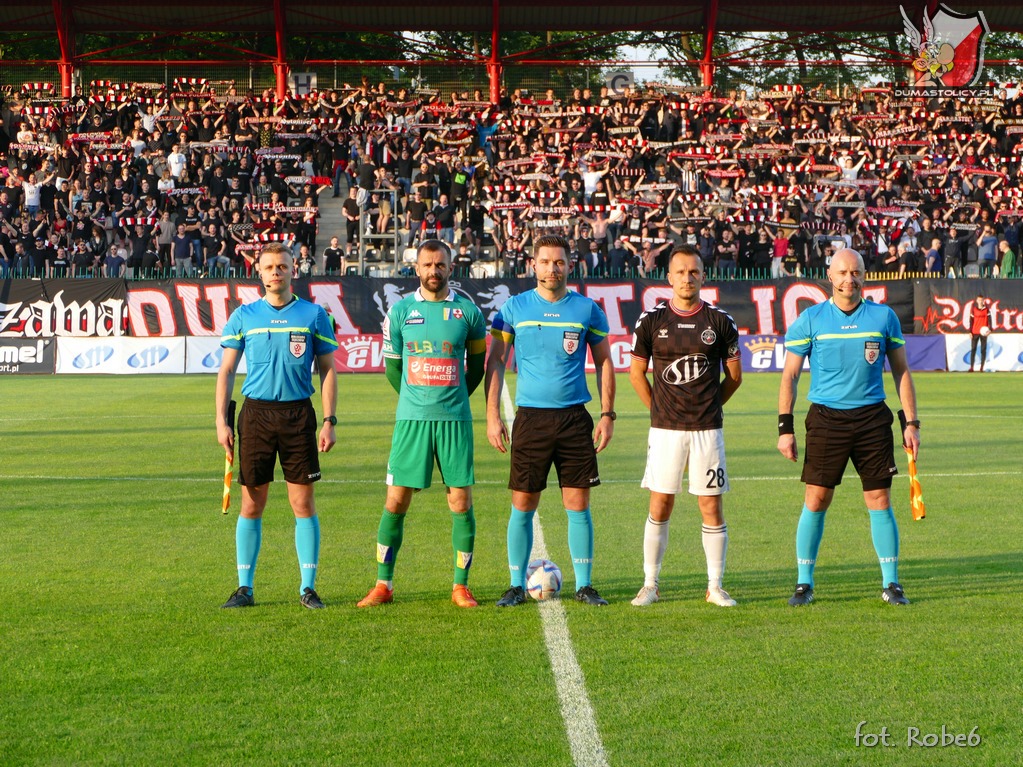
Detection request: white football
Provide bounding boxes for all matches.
[980,326,991,337]
[526,559,563,600]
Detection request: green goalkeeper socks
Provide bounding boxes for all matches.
[375,510,406,581]
[451,507,476,586]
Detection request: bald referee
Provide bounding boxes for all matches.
[216,243,339,609]
[778,248,920,607]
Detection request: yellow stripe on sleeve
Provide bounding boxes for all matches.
[314,333,339,346]
[816,331,884,340]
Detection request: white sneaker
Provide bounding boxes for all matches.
[631,585,660,606]
[706,586,737,607]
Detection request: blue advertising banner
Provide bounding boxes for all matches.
[740,334,948,372]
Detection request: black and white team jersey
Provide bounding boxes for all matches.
[631,300,741,431]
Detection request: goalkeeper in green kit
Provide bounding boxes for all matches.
[358,240,488,608]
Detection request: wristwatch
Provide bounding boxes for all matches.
[323,415,337,426]
[600,411,617,421]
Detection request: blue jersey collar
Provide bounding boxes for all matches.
[263,295,298,311]
[532,288,572,305]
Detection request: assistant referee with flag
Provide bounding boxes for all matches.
[216,243,339,609]
[777,248,920,607]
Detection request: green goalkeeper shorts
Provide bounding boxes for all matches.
[386,420,475,490]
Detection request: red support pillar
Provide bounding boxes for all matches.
[701,0,719,89]
[52,0,75,97]
[488,0,502,104]
[274,63,288,100]
[59,63,74,98]
[273,0,288,100]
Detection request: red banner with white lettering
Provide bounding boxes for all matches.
[8,278,1023,352]
[110,277,919,340]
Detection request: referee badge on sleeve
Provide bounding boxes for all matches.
[864,341,881,364]
[290,332,308,358]
[563,331,581,354]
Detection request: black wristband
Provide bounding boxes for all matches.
[778,413,795,436]
[897,410,920,429]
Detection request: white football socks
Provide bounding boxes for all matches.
[702,523,728,589]
[642,516,670,588]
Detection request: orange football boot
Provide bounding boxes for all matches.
[451,584,478,608]
[357,582,394,607]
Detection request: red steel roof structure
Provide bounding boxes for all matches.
[2,1,1017,98]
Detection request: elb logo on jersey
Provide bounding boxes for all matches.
[290,332,307,358]
[563,331,581,354]
[443,307,464,320]
[864,341,881,364]
[701,329,717,345]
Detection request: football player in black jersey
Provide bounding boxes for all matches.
[629,247,743,607]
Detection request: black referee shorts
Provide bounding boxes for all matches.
[801,402,897,491]
[238,397,320,487]
[509,405,600,493]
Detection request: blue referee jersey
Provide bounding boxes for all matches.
[221,296,338,402]
[784,298,904,409]
[491,289,610,408]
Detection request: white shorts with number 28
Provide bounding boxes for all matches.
[641,427,729,497]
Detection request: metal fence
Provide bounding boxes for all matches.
[6,263,1017,282]
[4,55,1023,98]
[0,61,909,99]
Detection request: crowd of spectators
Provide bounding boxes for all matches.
[1,75,1022,279]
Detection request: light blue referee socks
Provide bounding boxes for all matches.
[566,508,594,588]
[295,515,320,593]
[868,507,900,586]
[795,505,826,587]
[507,507,535,588]
[235,516,262,590]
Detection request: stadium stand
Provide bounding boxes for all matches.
[2,77,1022,280]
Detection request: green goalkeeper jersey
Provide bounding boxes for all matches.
[382,288,487,421]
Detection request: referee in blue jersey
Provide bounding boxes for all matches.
[777,248,920,607]
[486,234,617,607]
[216,243,339,610]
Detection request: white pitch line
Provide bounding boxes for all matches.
[0,470,1016,485]
[501,385,609,767]
[6,411,1021,426]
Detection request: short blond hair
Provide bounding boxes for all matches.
[257,242,292,265]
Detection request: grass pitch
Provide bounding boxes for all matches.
[1,372,1020,766]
